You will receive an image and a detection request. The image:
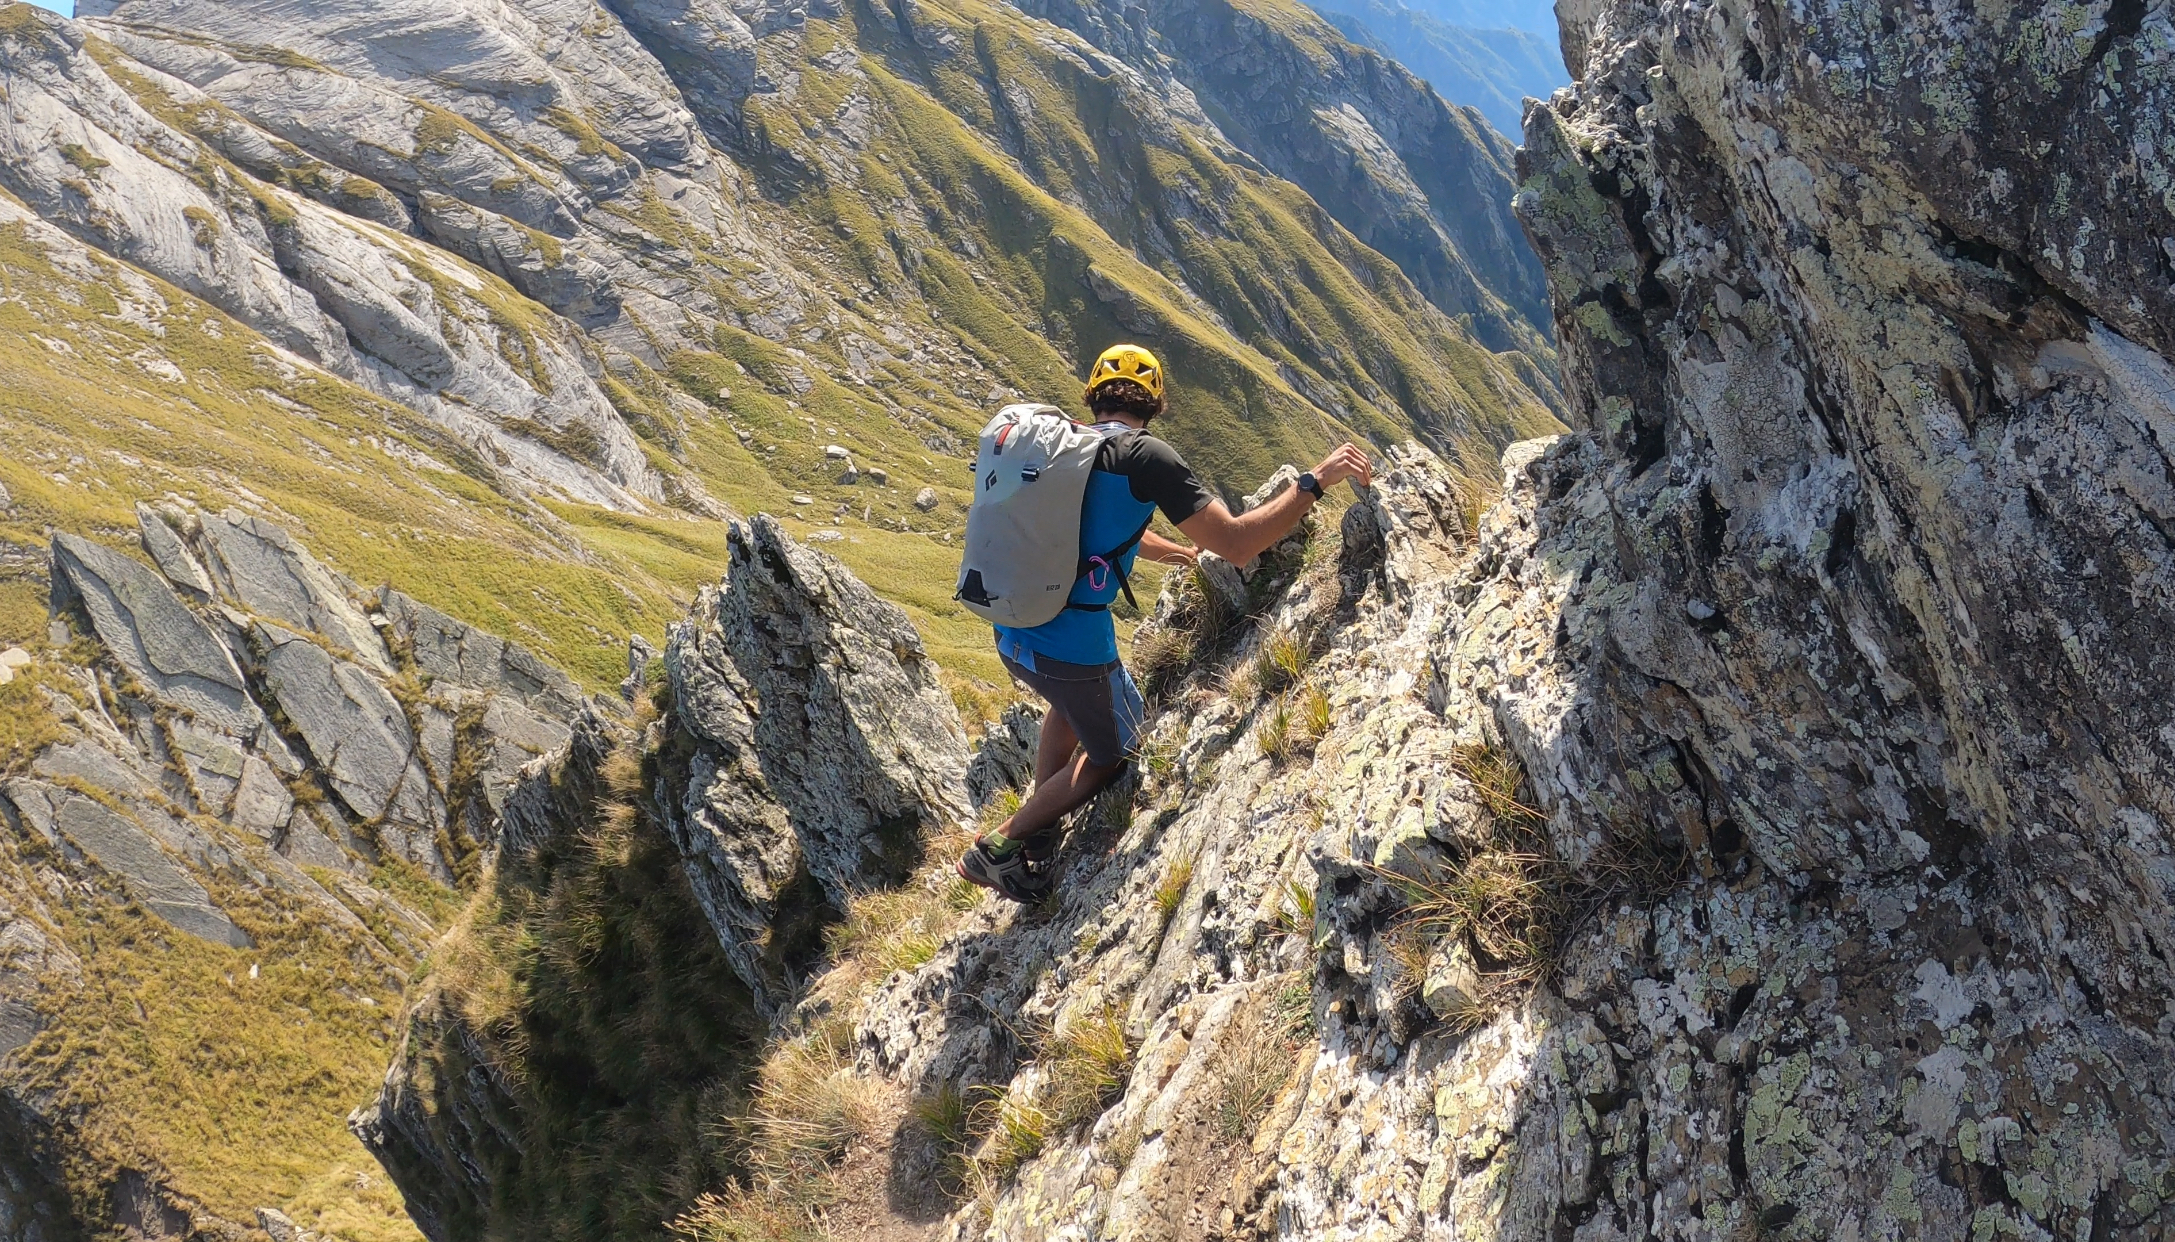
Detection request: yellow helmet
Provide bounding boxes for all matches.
[1084,343,1165,404]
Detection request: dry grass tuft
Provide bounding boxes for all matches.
[1271,875,1316,939]
[1132,565,1235,699]
[598,746,646,800]
[1153,855,1195,926]
[736,1031,881,1183]
[668,1186,827,1242]
[1040,1008,1132,1129]
[1213,1037,1295,1143]
[1210,991,1310,1143]
[1370,740,1681,1019]
[966,1090,1055,1195]
[1257,696,1295,765]
[1253,628,1310,697]
[1295,684,1332,749]
[825,886,949,980]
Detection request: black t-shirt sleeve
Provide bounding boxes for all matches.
[1110,433,1214,524]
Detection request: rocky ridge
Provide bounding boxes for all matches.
[358,0,2175,1238]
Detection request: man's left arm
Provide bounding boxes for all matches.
[1139,529,1197,566]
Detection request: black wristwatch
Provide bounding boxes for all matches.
[1298,471,1324,499]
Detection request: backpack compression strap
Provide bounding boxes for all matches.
[1065,513,1157,614]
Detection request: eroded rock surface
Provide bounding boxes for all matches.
[663,513,971,1014]
[846,0,2175,1235]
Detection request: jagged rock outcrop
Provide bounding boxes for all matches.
[0,505,594,1239]
[857,0,2175,1234]
[663,513,971,1015]
[353,516,975,1234]
[350,707,629,1242]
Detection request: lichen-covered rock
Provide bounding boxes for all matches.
[662,514,971,1014]
[850,0,2175,1234]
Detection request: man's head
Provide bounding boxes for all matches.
[1085,343,1166,423]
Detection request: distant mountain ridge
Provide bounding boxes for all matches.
[1309,0,1568,137]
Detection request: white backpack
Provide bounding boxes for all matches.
[954,405,1144,628]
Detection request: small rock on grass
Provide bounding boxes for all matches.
[792,494,815,505]
[914,486,939,511]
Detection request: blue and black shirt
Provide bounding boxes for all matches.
[994,423,1214,668]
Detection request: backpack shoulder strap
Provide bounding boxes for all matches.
[1068,421,1159,613]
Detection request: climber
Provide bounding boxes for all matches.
[956,343,1373,902]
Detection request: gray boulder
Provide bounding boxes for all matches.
[196,510,391,671]
[49,533,259,735]
[257,625,446,875]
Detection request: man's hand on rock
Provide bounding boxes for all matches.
[1313,443,1374,492]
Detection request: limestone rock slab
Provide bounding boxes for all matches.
[50,533,258,734]
[3,781,248,948]
[134,503,211,598]
[197,510,391,671]
[377,590,582,717]
[257,626,445,873]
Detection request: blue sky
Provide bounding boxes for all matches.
[25,0,75,14]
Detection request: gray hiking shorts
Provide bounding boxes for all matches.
[998,649,1146,768]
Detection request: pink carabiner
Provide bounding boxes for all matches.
[1088,556,1110,592]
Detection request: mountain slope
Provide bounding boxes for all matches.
[1308,0,1565,138]
[2,0,1559,707]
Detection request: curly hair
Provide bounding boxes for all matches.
[1087,379,1164,422]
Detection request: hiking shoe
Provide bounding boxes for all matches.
[958,836,1055,903]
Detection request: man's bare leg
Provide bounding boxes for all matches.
[988,710,1100,841]
[1001,749,1120,841]
[1032,709,1079,788]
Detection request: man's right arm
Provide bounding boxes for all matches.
[1178,443,1374,564]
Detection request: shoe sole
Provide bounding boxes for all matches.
[957,853,1050,904]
